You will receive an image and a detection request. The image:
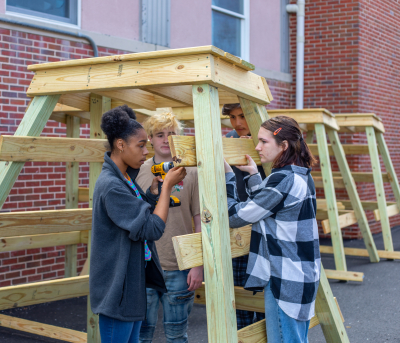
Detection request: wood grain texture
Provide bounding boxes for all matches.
[327,129,379,263]
[0,208,92,237]
[55,93,90,112]
[324,269,364,282]
[0,95,60,209]
[50,111,90,125]
[374,203,399,221]
[0,232,82,253]
[315,123,347,271]
[321,211,358,233]
[169,135,260,167]
[142,85,193,106]
[0,314,87,343]
[335,113,385,133]
[320,245,400,260]
[312,171,389,183]
[308,144,371,156]
[78,187,89,202]
[0,275,89,310]
[94,88,157,110]
[340,200,395,211]
[172,225,251,270]
[192,84,238,342]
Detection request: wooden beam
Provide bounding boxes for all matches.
[314,176,346,189]
[94,89,157,110]
[192,84,238,342]
[78,187,89,202]
[324,269,364,282]
[0,208,92,237]
[374,203,400,221]
[321,211,357,234]
[0,95,60,209]
[308,144,371,156]
[335,113,385,133]
[320,245,400,260]
[0,275,89,310]
[141,85,193,106]
[0,232,83,253]
[50,111,90,125]
[169,135,260,167]
[0,314,87,343]
[340,200,396,211]
[312,171,390,183]
[54,93,90,112]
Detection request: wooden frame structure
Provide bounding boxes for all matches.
[0,46,349,342]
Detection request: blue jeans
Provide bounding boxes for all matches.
[99,314,142,343]
[264,282,310,343]
[139,270,195,343]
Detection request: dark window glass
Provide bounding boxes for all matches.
[212,0,243,14]
[212,10,241,57]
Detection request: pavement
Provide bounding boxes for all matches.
[1,226,400,343]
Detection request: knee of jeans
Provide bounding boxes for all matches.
[164,318,188,340]
[167,290,194,306]
[139,323,156,342]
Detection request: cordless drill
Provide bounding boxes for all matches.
[151,162,181,207]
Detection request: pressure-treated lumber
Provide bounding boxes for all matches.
[327,129,379,263]
[0,275,89,310]
[315,123,347,271]
[0,232,83,253]
[366,126,393,251]
[50,111,90,125]
[78,187,89,202]
[0,314,87,343]
[324,269,364,282]
[312,171,389,183]
[321,211,357,234]
[141,85,193,106]
[192,84,237,342]
[55,93,90,112]
[308,144,371,156]
[169,135,260,167]
[335,113,385,133]
[374,203,399,221]
[314,177,346,189]
[0,209,92,237]
[341,200,395,211]
[320,245,400,260]
[0,95,60,208]
[94,89,157,110]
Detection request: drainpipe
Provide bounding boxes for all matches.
[0,18,98,57]
[287,0,305,109]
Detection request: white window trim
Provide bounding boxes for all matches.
[5,0,81,29]
[211,0,250,61]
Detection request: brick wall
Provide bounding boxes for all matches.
[290,0,400,238]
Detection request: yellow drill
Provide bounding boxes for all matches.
[151,162,181,207]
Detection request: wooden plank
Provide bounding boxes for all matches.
[376,132,400,218]
[0,275,89,310]
[324,269,364,282]
[50,112,90,125]
[141,85,193,106]
[169,135,260,167]
[374,204,399,221]
[314,177,346,189]
[315,265,350,343]
[55,93,90,112]
[78,187,89,202]
[321,211,358,233]
[238,97,271,176]
[366,127,393,252]
[0,232,82,253]
[312,171,390,183]
[0,208,92,237]
[80,259,89,276]
[315,123,347,271]
[327,129,379,263]
[335,113,385,133]
[316,210,351,221]
[0,95,60,209]
[94,89,157,110]
[172,225,251,270]
[0,136,107,162]
[0,314,87,343]
[340,200,395,211]
[320,245,400,260]
[192,84,237,342]
[65,114,80,279]
[308,144,371,156]
[317,199,345,210]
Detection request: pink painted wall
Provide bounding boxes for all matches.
[250,0,281,72]
[170,0,212,48]
[82,0,140,40]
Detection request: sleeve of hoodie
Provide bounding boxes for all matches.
[225,171,292,228]
[104,185,165,242]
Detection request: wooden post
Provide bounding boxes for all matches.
[366,127,393,251]
[0,95,60,208]
[327,129,380,263]
[315,123,347,271]
[315,265,350,343]
[238,97,272,175]
[87,94,110,343]
[376,132,400,217]
[192,84,238,343]
[306,130,315,144]
[64,115,80,278]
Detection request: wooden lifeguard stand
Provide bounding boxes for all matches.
[0,46,349,342]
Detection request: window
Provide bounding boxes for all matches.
[141,0,170,47]
[6,0,78,25]
[212,0,249,60]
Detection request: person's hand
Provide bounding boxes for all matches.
[150,176,163,195]
[236,154,258,175]
[163,166,187,188]
[224,159,233,173]
[187,266,203,291]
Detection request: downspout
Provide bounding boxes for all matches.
[286,0,305,109]
[0,18,98,57]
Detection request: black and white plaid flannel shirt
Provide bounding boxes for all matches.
[225,165,321,321]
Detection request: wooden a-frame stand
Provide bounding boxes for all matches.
[0,46,348,342]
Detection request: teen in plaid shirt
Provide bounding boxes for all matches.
[224,116,320,343]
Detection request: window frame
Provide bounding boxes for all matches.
[211,0,250,61]
[5,0,81,28]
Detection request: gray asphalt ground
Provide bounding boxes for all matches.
[1,226,399,343]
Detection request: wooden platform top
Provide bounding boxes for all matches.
[27,45,254,72]
[334,113,385,133]
[334,113,382,122]
[268,108,334,117]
